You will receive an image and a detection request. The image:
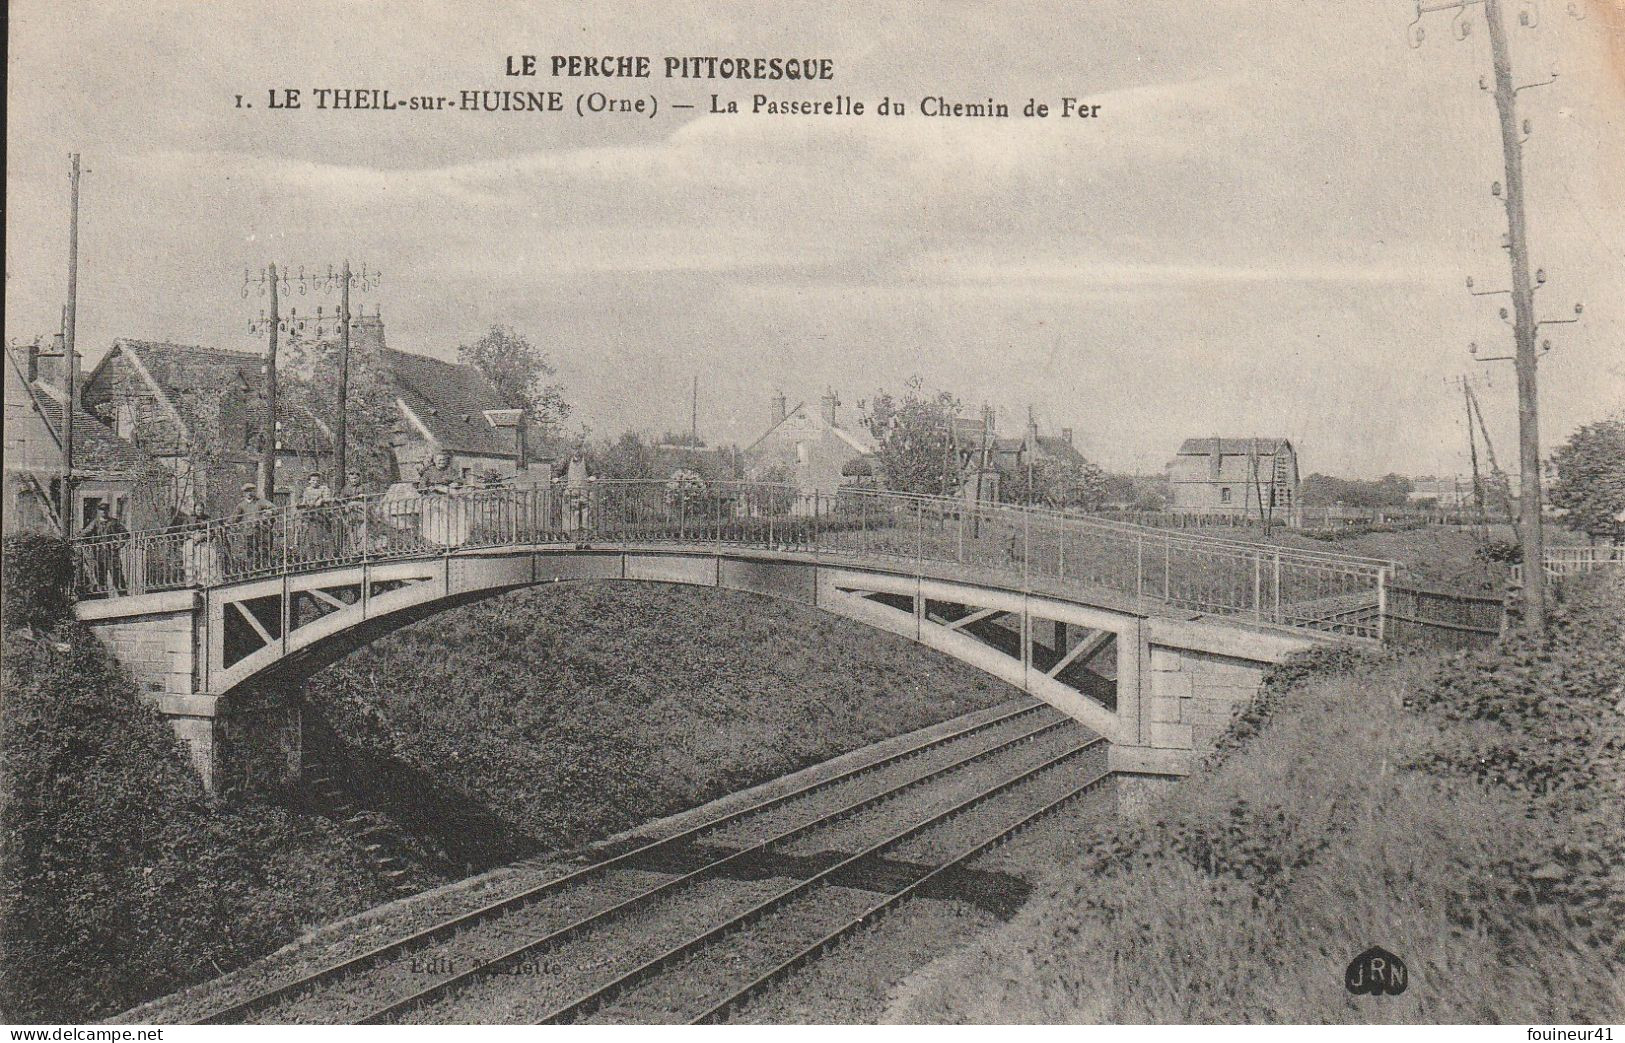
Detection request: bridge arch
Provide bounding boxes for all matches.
[77,544,1320,792]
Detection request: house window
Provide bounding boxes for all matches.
[1220,487,1232,504]
[796,442,809,465]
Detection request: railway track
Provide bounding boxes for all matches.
[192,698,1067,1024]
[355,712,1092,1023]
[558,739,1110,1025]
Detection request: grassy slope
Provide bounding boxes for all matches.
[0,626,386,1023]
[897,575,1624,1023]
[305,582,1013,859]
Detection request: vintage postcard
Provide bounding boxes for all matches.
[3,0,1622,1032]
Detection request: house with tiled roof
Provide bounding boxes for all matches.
[4,339,162,533]
[744,391,877,500]
[81,338,333,514]
[381,340,553,484]
[1166,436,1299,517]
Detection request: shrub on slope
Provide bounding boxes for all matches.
[0,625,384,1022]
[898,574,1623,1024]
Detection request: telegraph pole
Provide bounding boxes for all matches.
[1483,0,1544,630]
[1410,0,1589,631]
[62,153,81,535]
[244,262,379,496]
[262,263,280,500]
[336,260,351,482]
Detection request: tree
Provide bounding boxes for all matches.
[860,379,963,496]
[1548,418,1625,543]
[458,326,570,436]
[280,326,400,488]
[1300,473,1412,509]
[1008,455,1108,510]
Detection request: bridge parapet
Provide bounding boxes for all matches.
[72,481,1392,640]
[73,483,1370,792]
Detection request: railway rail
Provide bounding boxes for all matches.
[354,713,1090,1023]
[191,699,1068,1024]
[549,737,1110,1024]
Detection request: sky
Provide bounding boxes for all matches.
[6,0,1623,477]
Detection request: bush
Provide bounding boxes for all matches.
[1,533,74,630]
[0,625,383,1021]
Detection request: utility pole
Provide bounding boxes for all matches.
[1483,0,1545,630]
[1451,374,1491,540]
[62,153,81,536]
[244,263,380,495]
[336,260,351,482]
[262,263,280,501]
[1410,0,1589,631]
[691,374,699,446]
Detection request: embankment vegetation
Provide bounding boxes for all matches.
[302,583,1010,859]
[899,572,1624,1023]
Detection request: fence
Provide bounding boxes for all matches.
[1381,583,1506,651]
[71,480,1395,640]
[1509,544,1625,584]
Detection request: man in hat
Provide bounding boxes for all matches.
[230,482,277,572]
[79,502,129,595]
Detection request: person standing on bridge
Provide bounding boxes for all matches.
[336,468,372,558]
[416,451,456,496]
[80,502,129,596]
[230,482,277,574]
[297,472,336,562]
[184,510,223,587]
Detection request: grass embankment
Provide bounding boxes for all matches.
[1,581,1012,1021]
[898,573,1624,1023]
[303,583,1011,859]
[0,625,386,1023]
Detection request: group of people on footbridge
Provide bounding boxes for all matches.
[75,451,532,597]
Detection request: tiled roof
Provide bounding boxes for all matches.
[1033,435,1088,466]
[383,348,515,457]
[31,386,158,477]
[1177,437,1291,456]
[111,340,331,453]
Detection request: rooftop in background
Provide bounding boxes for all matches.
[89,338,333,454]
[1177,437,1292,456]
[383,346,527,458]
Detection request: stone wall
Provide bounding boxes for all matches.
[82,596,200,701]
[1145,643,1267,753]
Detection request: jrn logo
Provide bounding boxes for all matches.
[1345,946,1408,996]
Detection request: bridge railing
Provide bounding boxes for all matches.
[71,480,1393,639]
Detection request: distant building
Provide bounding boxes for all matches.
[1166,437,1299,517]
[4,339,160,533]
[81,338,333,514]
[744,390,877,499]
[1408,475,1473,509]
[379,340,557,486]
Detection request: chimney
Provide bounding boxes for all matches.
[820,390,838,427]
[770,390,787,427]
[34,333,73,390]
[1061,427,1073,446]
[349,309,387,360]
